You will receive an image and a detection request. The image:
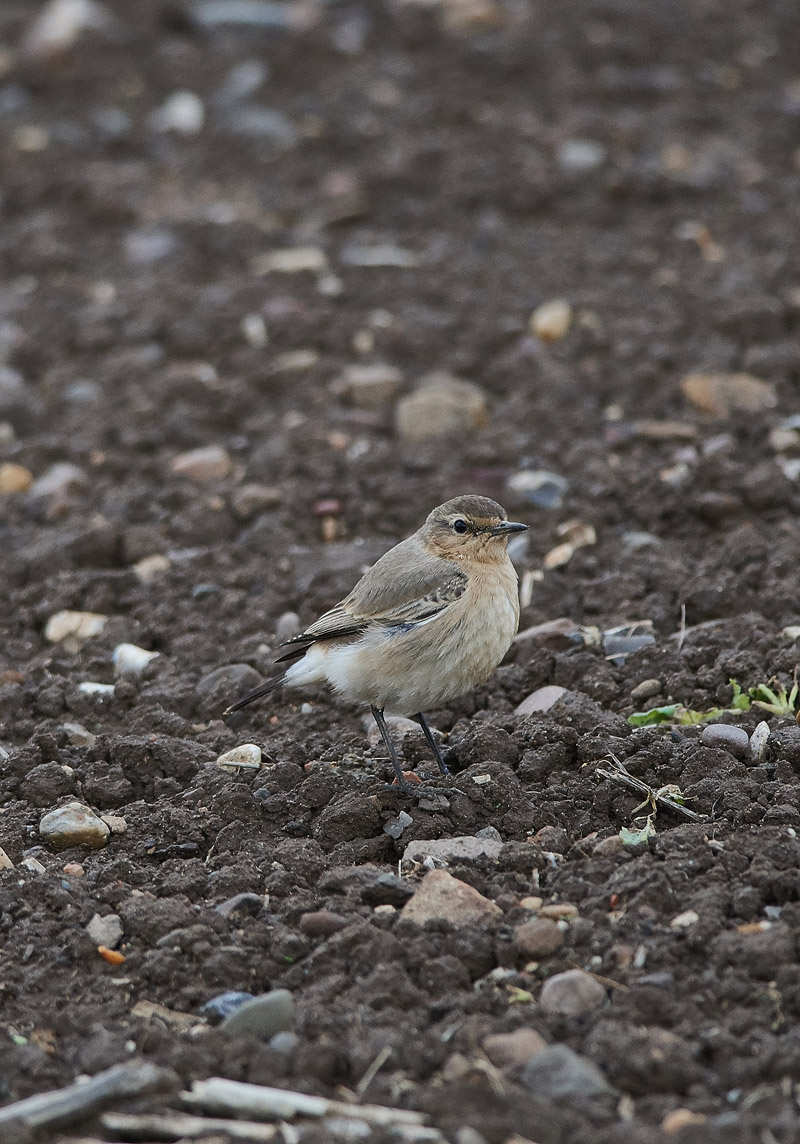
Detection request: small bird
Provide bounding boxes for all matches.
[225,495,527,787]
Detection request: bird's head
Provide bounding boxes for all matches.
[421,495,527,562]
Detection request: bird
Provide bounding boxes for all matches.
[224,494,527,788]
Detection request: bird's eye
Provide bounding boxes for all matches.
[452,518,468,534]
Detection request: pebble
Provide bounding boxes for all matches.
[221,107,297,147]
[22,855,47,874]
[275,611,301,642]
[216,744,262,771]
[230,483,281,520]
[539,969,606,1016]
[200,991,255,1025]
[592,835,625,858]
[134,554,171,582]
[680,372,777,417]
[507,469,568,509]
[39,801,110,850]
[340,243,418,268]
[60,721,96,746]
[171,445,232,482]
[557,139,607,173]
[482,1028,547,1069]
[539,902,579,920]
[23,0,111,59]
[196,663,264,708]
[519,896,544,911]
[241,313,268,347]
[86,912,123,948]
[631,678,662,701]
[78,681,115,697]
[100,815,127,834]
[748,720,770,763]
[0,462,33,494]
[112,643,158,675]
[29,462,89,499]
[124,228,176,264]
[700,723,749,759]
[402,835,503,869]
[515,685,567,716]
[219,989,295,1039]
[216,893,265,919]
[253,247,327,274]
[299,910,351,937]
[400,870,502,925]
[367,714,420,749]
[521,1045,613,1103]
[661,1109,706,1135]
[512,918,564,959]
[191,0,296,29]
[670,909,699,929]
[0,847,14,870]
[530,299,573,342]
[394,374,488,442]
[603,633,656,660]
[340,363,404,407]
[215,60,269,105]
[383,810,413,840]
[62,862,84,876]
[150,91,204,135]
[45,610,107,648]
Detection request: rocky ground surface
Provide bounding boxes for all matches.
[2,0,800,1141]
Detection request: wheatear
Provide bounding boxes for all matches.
[225,495,527,787]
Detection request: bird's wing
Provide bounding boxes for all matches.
[275,536,466,662]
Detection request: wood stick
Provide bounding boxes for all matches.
[102,1110,279,1141]
[182,1078,427,1128]
[595,754,702,822]
[0,1061,177,1130]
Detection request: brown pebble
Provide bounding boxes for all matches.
[540,969,606,1017]
[512,918,564,959]
[62,862,85,877]
[482,1028,547,1069]
[539,903,579,920]
[593,835,625,858]
[299,910,351,938]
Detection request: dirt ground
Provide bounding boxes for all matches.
[2,0,800,1141]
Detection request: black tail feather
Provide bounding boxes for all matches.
[223,675,283,716]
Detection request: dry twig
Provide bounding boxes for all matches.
[595,754,703,822]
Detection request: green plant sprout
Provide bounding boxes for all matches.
[628,676,798,727]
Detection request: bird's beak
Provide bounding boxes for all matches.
[491,520,528,536]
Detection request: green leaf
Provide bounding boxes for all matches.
[506,986,534,1004]
[619,817,656,846]
[628,705,680,726]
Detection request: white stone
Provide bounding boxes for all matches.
[40,801,110,850]
[395,374,487,442]
[78,681,115,696]
[29,462,89,499]
[60,721,96,747]
[151,91,205,134]
[241,314,268,347]
[530,299,572,342]
[341,363,404,407]
[217,744,263,771]
[253,247,327,274]
[748,721,770,763]
[171,445,232,482]
[557,139,607,172]
[134,554,171,582]
[113,643,159,675]
[515,685,567,716]
[670,909,699,929]
[45,610,107,646]
[100,815,127,834]
[24,0,111,58]
[402,835,503,870]
[86,912,123,948]
[400,870,502,925]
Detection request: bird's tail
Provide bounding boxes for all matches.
[223,674,284,716]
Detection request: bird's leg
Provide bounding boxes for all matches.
[371,705,410,789]
[414,712,450,775]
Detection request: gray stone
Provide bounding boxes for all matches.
[341,363,404,407]
[196,663,265,709]
[29,463,89,500]
[231,483,281,520]
[86,912,123,948]
[400,870,502,925]
[395,374,487,442]
[220,989,295,1039]
[558,139,607,173]
[200,991,255,1025]
[216,893,265,919]
[60,721,96,747]
[515,686,567,716]
[171,445,232,482]
[402,835,503,869]
[521,1044,613,1103]
[630,678,662,701]
[482,1028,547,1069]
[513,918,564,959]
[701,723,749,759]
[539,969,606,1016]
[40,801,110,850]
[507,469,568,509]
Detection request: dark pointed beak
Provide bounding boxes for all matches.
[491,520,528,536]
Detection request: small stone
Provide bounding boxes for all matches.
[112,643,159,675]
[62,862,84,876]
[100,815,127,834]
[367,714,420,749]
[191,1,297,29]
[0,462,33,494]
[441,0,505,34]
[78,681,115,697]
[22,856,47,874]
[60,721,96,747]
[241,314,268,347]
[700,723,749,759]
[530,299,573,342]
[394,374,488,442]
[680,372,777,417]
[230,483,280,519]
[171,445,232,482]
[521,1045,613,1103]
[519,896,543,911]
[383,810,413,839]
[40,801,110,850]
[253,247,327,274]
[341,364,404,407]
[216,893,265,919]
[603,633,656,659]
[512,918,564,959]
[134,554,171,582]
[748,721,770,763]
[276,611,301,641]
[661,1109,706,1134]
[400,869,502,925]
[299,910,351,937]
[124,229,176,264]
[220,989,294,1039]
[557,139,607,173]
[0,847,14,870]
[86,912,123,949]
[269,1030,300,1055]
[515,686,567,716]
[670,909,700,929]
[539,969,606,1016]
[45,610,107,648]
[402,835,503,869]
[23,0,111,59]
[216,744,263,771]
[507,469,568,509]
[592,835,625,858]
[29,462,89,499]
[200,991,255,1025]
[150,91,205,134]
[539,902,579,920]
[630,678,662,701]
[340,243,418,268]
[482,1028,547,1069]
[196,663,264,708]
